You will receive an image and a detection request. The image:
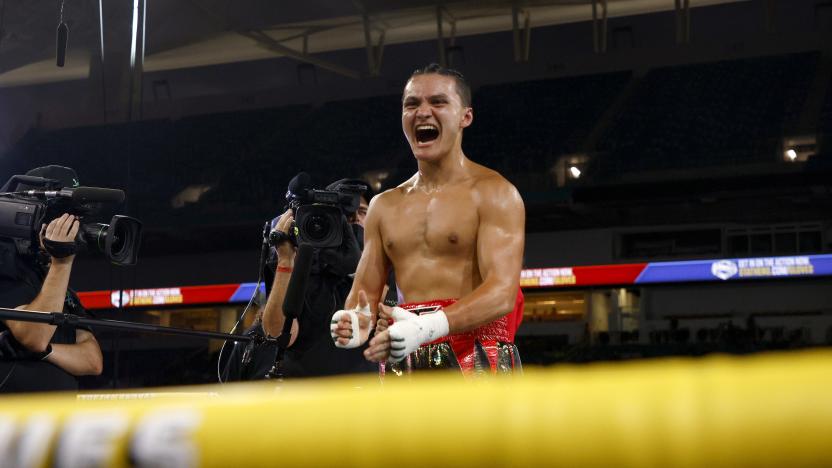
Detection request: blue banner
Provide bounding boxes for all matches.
[229,282,266,303]
[636,254,832,284]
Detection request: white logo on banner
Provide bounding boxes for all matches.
[711,260,738,280]
[110,290,132,307]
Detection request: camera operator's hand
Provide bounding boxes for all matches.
[40,214,80,265]
[273,209,296,266]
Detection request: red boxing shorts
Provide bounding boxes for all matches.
[380,290,524,378]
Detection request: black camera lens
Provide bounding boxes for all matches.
[81,223,108,250]
[107,215,141,265]
[294,202,344,249]
[110,222,130,258]
[303,214,331,242]
[78,215,142,265]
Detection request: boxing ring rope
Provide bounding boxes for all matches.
[0,349,830,466]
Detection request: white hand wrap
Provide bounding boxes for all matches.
[330,302,372,349]
[387,308,449,362]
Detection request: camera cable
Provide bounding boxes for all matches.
[216,221,270,384]
[0,362,17,392]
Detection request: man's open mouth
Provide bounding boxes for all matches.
[415,124,440,144]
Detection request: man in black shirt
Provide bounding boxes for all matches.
[220,308,278,382]
[0,166,103,392]
[221,179,374,380]
[263,178,379,377]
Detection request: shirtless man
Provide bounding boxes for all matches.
[330,64,525,374]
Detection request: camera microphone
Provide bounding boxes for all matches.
[20,186,125,204]
[286,172,312,200]
[271,241,313,378]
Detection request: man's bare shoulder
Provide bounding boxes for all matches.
[469,163,522,202]
[396,173,420,192]
[466,163,525,227]
[368,175,416,210]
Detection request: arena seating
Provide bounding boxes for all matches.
[0,52,822,231]
[595,52,819,177]
[464,71,632,175]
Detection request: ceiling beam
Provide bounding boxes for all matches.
[188,0,364,79]
[239,30,363,79]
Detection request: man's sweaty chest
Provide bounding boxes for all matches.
[381,191,479,258]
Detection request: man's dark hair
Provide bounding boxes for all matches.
[407,63,472,107]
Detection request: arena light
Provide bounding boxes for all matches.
[555,153,590,186]
[782,135,817,163]
[361,170,390,192]
[129,0,139,69]
[170,184,214,208]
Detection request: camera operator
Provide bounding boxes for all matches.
[219,305,284,382]
[0,166,103,393]
[225,178,378,379]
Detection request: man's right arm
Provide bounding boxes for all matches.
[3,214,79,353]
[261,261,298,342]
[333,193,391,347]
[261,209,298,342]
[343,194,390,315]
[45,329,103,376]
[6,262,69,351]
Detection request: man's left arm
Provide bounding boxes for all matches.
[44,329,103,376]
[443,177,525,332]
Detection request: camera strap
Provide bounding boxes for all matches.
[42,239,77,258]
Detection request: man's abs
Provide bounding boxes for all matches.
[392,255,480,303]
